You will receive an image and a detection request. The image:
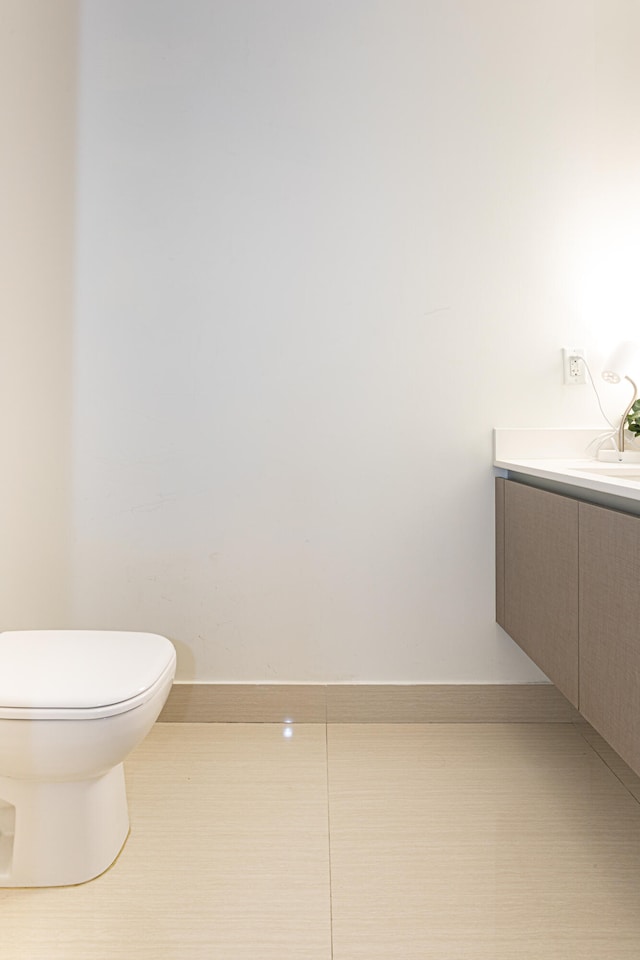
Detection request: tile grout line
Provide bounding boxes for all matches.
[325,722,335,960]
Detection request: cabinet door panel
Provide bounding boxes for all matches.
[495,478,506,627]
[580,502,640,775]
[503,481,579,706]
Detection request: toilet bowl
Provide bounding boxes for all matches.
[0,630,176,887]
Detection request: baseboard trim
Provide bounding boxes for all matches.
[158,682,576,724]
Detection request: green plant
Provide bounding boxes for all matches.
[626,399,640,437]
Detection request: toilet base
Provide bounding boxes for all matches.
[0,763,130,887]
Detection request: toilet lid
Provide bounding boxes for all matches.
[0,630,176,711]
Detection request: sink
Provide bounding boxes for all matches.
[570,464,640,482]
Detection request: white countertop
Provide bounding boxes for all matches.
[493,429,640,503]
[494,456,640,501]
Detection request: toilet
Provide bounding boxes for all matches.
[0,630,176,887]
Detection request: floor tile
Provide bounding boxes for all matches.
[327,723,640,960]
[4,721,640,959]
[0,724,332,960]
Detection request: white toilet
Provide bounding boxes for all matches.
[0,630,176,887]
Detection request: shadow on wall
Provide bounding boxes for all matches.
[166,636,196,681]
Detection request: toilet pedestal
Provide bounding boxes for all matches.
[0,764,130,887]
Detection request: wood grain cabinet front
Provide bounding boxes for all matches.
[496,478,579,708]
[496,477,640,775]
[579,502,640,775]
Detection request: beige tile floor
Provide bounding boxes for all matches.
[2,722,640,959]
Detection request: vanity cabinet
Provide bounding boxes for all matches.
[496,477,640,775]
[496,478,579,708]
[580,503,640,775]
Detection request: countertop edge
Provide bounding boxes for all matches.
[493,457,640,503]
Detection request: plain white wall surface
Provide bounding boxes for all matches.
[0,0,77,628]
[70,0,640,681]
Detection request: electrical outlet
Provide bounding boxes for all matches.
[563,347,586,385]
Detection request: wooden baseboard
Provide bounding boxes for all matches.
[158,682,576,724]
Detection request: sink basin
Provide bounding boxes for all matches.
[570,464,640,482]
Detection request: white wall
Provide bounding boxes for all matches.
[71,0,640,681]
[0,1,77,628]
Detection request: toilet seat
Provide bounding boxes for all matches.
[0,630,176,721]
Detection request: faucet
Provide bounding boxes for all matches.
[601,342,640,457]
[617,376,638,455]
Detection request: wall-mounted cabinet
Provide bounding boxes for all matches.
[499,479,579,707]
[579,502,640,775]
[496,477,640,775]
